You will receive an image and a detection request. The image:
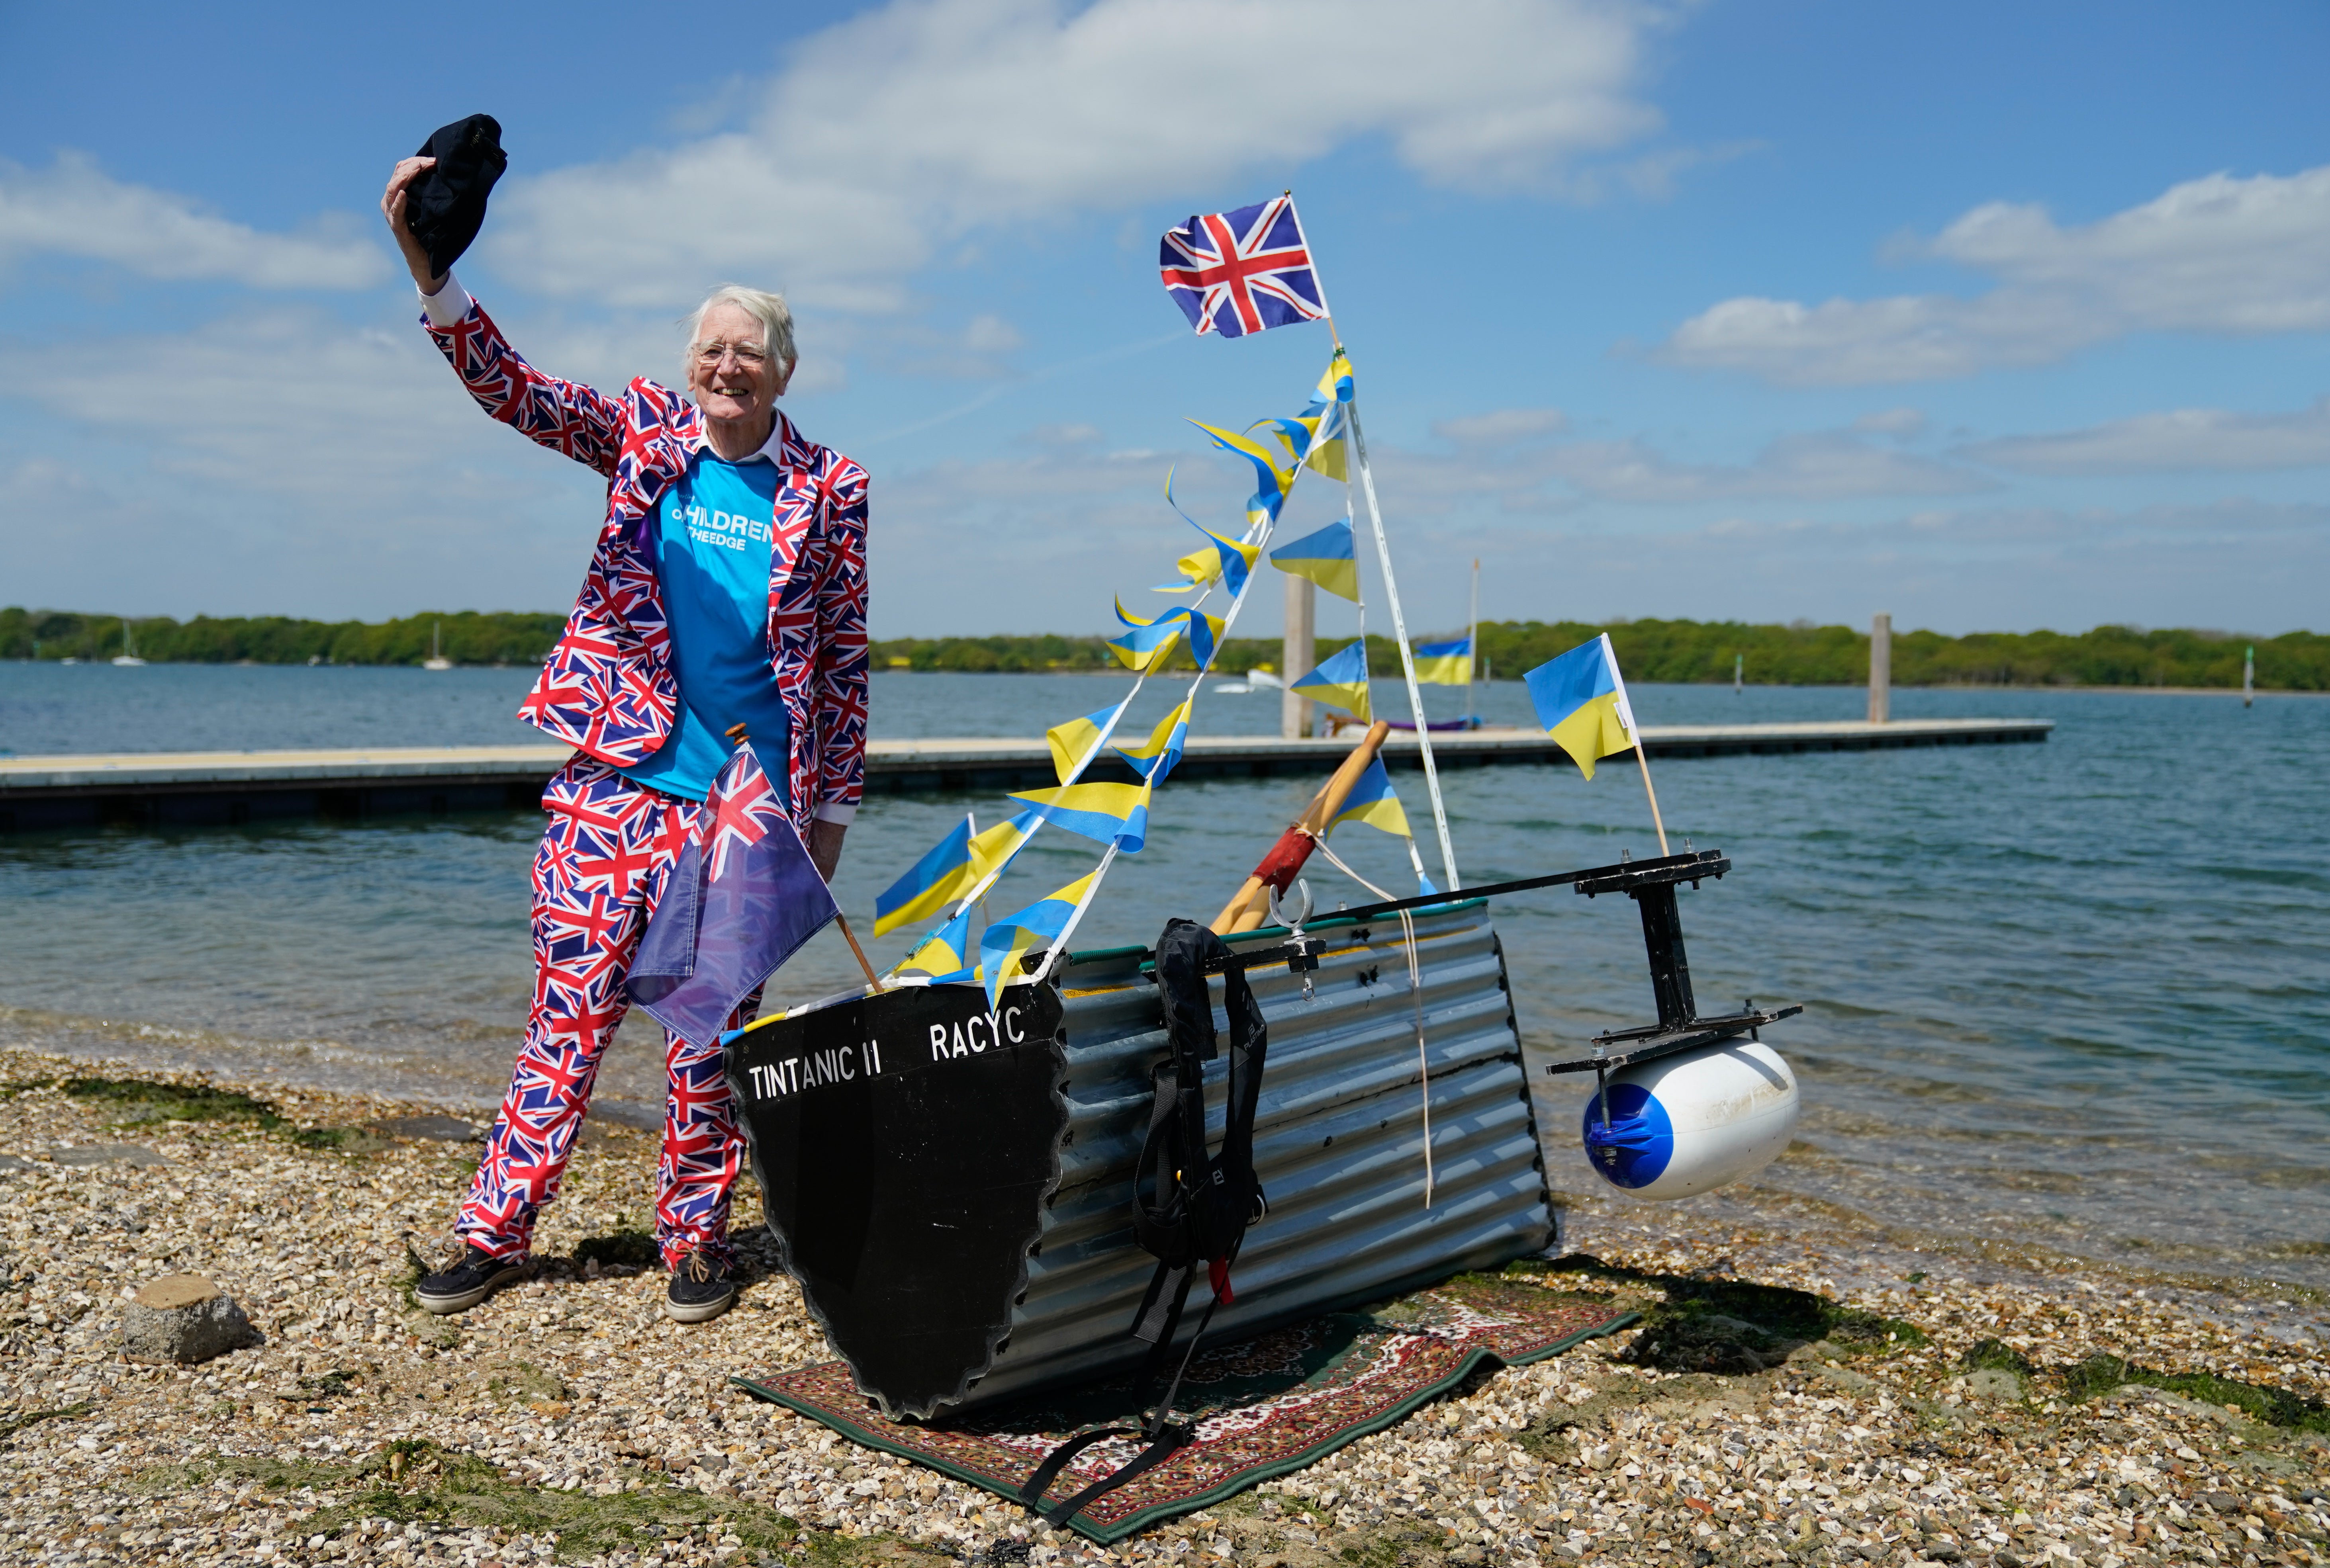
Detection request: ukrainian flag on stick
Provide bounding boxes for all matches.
[1291,640,1371,721]
[980,870,1102,1007]
[1270,518,1361,602]
[1524,632,1670,854]
[1413,634,1472,686]
[873,815,977,936]
[872,809,1038,935]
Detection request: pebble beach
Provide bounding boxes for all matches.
[2,1046,2323,1568]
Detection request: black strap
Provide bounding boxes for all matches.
[1015,1423,1142,1512]
[1018,1286,1226,1527]
[1131,1261,1192,1345]
[1018,917,1273,1530]
[1033,1421,1194,1527]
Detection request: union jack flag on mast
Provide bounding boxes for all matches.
[1159,194,1329,339]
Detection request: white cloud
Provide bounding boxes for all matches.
[1542,431,1988,503]
[0,308,615,617]
[1661,165,2330,384]
[1394,409,1985,507]
[0,152,388,291]
[1963,397,2330,475]
[1852,407,1927,437]
[0,309,503,495]
[1432,407,1570,446]
[1457,499,2330,636]
[962,313,1024,354]
[488,0,1667,310]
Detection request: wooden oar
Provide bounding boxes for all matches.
[1210,720,1392,934]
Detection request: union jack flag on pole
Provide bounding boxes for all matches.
[628,739,839,1046]
[1159,194,1329,339]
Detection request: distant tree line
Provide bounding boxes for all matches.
[7,606,2324,689]
[0,608,566,667]
[878,620,2330,691]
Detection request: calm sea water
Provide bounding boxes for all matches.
[3,662,2326,1292]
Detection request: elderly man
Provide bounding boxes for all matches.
[380,154,869,1324]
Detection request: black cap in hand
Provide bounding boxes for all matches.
[403,114,507,277]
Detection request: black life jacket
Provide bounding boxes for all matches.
[1018,917,1269,1527]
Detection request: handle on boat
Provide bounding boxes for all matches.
[1210,719,1392,934]
[1180,850,1730,978]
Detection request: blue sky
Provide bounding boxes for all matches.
[4,0,2326,639]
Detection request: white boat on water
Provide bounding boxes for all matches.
[111,620,145,667]
[423,622,452,671]
[1211,667,1284,694]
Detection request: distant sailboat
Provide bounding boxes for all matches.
[423,621,452,671]
[111,619,145,667]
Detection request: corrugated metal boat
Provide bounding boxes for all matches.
[725,896,1552,1421]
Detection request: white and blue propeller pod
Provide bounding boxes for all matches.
[1581,1040,1800,1200]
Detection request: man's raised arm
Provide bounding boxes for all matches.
[382,156,625,479]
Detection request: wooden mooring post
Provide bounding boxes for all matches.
[1282,572,1315,738]
[1869,613,1892,724]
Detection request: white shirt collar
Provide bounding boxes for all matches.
[693,411,787,464]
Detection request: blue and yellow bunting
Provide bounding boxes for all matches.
[1115,699,1190,784]
[1326,757,1410,837]
[1291,640,1372,720]
[1414,634,1472,686]
[1262,350,1353,481]
[1154,469,1261,598]
[897,907,976,984]
[1111,598,1222,672]
[1007,781,1152,855]
[1523,633,1638,781]
[1269,518,1361,602]
[965,808,1041,880]
[1045,706,1113,785]
[979,870,1101,1007]
[1190,418,1295,532]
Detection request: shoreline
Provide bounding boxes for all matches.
[11,658,2327,699]
[11,1007,2330,1318]
[0,1044,2322,1568]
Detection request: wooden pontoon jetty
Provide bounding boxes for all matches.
[0,717,2050,831]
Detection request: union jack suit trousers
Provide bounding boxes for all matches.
[457,756,759,1269]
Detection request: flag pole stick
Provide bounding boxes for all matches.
[1347,398,1460,891]
[834,913,883,989]
[1294,190,1460,891]
[1465,556,1479,722]
[1631,738,1671,858]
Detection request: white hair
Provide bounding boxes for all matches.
[684,284,796,377]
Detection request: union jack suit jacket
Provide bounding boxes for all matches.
[422,295,870,825]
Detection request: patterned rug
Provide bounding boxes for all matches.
[734,1274,1637,1544]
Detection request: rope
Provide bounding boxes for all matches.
[1298,830,1435,1208]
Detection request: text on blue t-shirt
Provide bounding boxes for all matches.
[618,448,793,806]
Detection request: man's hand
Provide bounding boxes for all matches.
[381,156,448,295]
[809,819,846,884]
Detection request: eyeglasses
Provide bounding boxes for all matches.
[693,341,769,369]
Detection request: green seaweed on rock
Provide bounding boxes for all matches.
[133,1444,946,1564]
[1522,1255,1928,1374]
[2059,1353,2330,1431]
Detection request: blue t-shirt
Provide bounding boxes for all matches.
[619,449,793,806]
